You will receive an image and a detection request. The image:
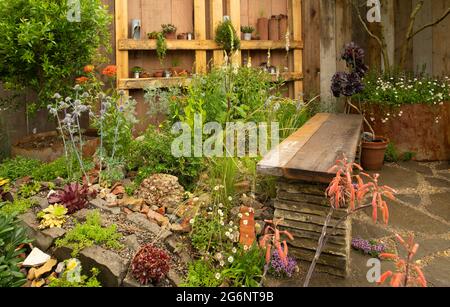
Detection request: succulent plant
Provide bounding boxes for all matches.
[37,204,68,229]
[131,244,170,285]
[48,183,90,214]
[0,178,13,202]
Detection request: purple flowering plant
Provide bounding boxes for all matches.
[351,237,386,258]
[269,250,297,278]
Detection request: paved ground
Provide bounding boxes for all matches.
[267,161,450,287]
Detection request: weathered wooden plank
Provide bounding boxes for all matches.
[194,0,207,74]
[413,0,433,75]
[295,255,347,277]
[283,114,363,181]
[274,209,348,230]
[257,113,330,176]
[277,191,328,206]
[228,0,242,65]
[289,237,347,256]
[292,0,303,99]
[118,39,303,50]
[319,0,336,108]
[118,77,191,90]
[277,179,327,196]
[211,0,224,67]
[302,0,320,97]
[432,0,450,76]
[115,0,129,94]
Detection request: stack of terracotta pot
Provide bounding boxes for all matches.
[256,14,288,40]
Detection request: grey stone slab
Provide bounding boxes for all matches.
[396,194,422,206]
[425,176,450,189]
[90,198,121,215]
[127,212,172,240]
[428,192,450,222]
[19,212,66,251]
[352,218,393,239]
[398,162,433,176]
[422,257,450,287]
[375,166,419,190]
[414,237,450,260]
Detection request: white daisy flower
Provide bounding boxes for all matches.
[243,220,248,226]
[215,273,221,280]
[232,247,237,254]
[228,256,234,263]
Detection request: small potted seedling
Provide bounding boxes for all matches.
[170,57,183,76]
[241,26,255,41]
[161,24,177,40]
[147,31,159,39]
[131,66,144,79]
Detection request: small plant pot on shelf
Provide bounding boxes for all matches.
[361,136,389,171]
[153,70,164,78]
[133,72,140,79]
[164,32,177,40]
[243,33,252,41]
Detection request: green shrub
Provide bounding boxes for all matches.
[0,156,41,180]
[0,198,36,217]
[55,210,123,257]
[0,214,32,287]
[182,260,222,287]
[221,245,265,287]
[48,267,101,288]
[0,0,111,111]
[18,181,41,198]
[215,20,240,53]
[126,125,203,190]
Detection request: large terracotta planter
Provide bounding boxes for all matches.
[11,130,100,163]
[278,15,288,40]
[364,102,450,161]
[268,16,279,41]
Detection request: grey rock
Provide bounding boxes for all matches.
[79,245,129,287]
[428,192,450,222]
[90,198,121,215]
[127,213,172,240]
[19,212,66,251]
[124,234,140,252]
[167,269,183,287]
[30,196,49,209]
[425,176,450,189]
[122,271,153,287]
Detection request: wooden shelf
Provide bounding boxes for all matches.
[118,39,303,51]
[118,72,303,90]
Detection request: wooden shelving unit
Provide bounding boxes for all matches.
[118,72,303,90]
[115,0,304,98]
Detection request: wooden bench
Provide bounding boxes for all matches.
[257,113,363,277]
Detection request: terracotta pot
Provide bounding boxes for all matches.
[361,136,389,171]
[11,130,99,163]
[177,33,187,40]
[257,18,269,40]
[364,102,450,161]
[164,32,177,40]
[278,15,288,40]
[153,70,164,78]
[269,16,279,40]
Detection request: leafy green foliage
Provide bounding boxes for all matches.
[156,32,167,65]
[190,214,226,254]
[18,181,41,198]
[126,125,203,190]
[385,142,416,162]
[215,20,240,52]
[48,267,101,287]
[221,245,265,287]
[0,198,36,217]
[0,0,111,110]
[0,214,32,287]
[55,210,123,257]
[182,260,222,287]
[0,156,41,180]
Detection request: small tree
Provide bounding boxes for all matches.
[0,0,111,111]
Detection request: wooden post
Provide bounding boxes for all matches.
[319,0,336,109]
[292,0,303,100]
[115,0,129,94]
[381,0,395,71]
[228,0,241,66]
[211,0,224,67]
[194,0,207,74]
[412,0,433,75]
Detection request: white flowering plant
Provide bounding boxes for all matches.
[355,72,450,107]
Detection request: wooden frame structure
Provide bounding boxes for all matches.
[115,0,304,99]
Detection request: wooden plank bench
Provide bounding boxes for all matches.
[257,113,363,277]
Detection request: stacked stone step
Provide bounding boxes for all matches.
[274,179,351,277]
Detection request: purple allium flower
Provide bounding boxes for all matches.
[270,250,297,278]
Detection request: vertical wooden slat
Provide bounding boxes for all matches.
[319,0,336,108]
[413,0,433,75]
[302,0,320,97]
[194,0,207,74]
[381,0,395,70]
[432,0,450,76]
[228,0,241,65]
[211,0,224,67]
[292,0,303,100]
[115,0,129,93]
